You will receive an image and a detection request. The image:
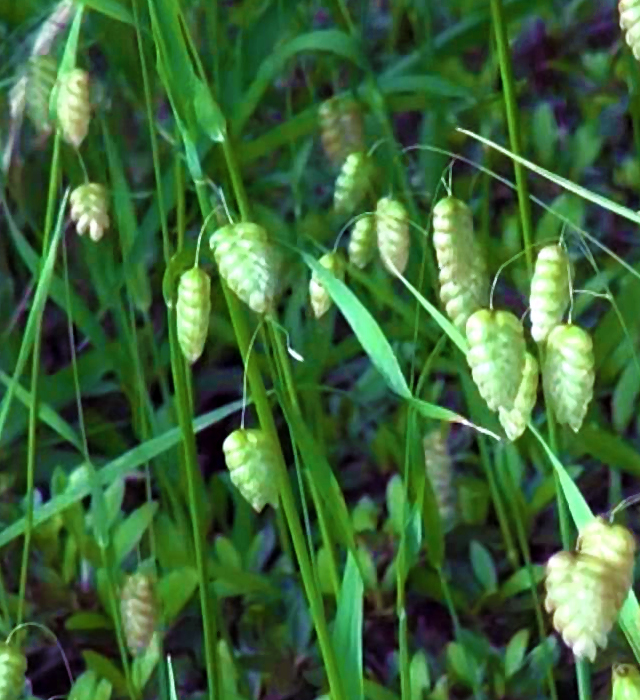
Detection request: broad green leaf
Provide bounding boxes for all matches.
[470,541,497,593]
[113,502,159,565]
[409,650,431,700]
[132,634,161,693]
[194,81,227,142]
[504,629,530,678]
[82,651,127,697]
[158,567,199,623]
[333,552,364,700]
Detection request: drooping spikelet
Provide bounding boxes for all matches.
[24,56,57,134]
[432,196,489,331]
[613,664,640,700]
[542,323,594,432]
[423,430,456,528]
[176,267,211,364]
[222,429,279,512]
[121,572,157,656]
[334,152,371,215]
[545,518,635,661]
[209,222,280,314]
[376,197,410,275]
[348,214,376,269]
[0,644,26,700]
[309,251,345,318]
[69,183,110,241]
[529,245,571,343]
[56,68,90,147]
[318,95,364,166]
[620,0,640,60]
[498,352,539,441]
[465,309,526,412]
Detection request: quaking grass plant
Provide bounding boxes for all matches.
[2,2,640,700]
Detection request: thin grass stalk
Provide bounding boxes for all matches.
[17,131,62,628]
[489,3,589,696]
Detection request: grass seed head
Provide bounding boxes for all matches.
[56,68,90,148]
[498,352,539,441]
[348,213,376,269]
[309,251,345,318]
[376,197,410,276]
[176,267,211,364]
[121,572,157,656]
[529,244,571,343]
[69,183,110,242]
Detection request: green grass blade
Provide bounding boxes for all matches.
[333,552,364,700]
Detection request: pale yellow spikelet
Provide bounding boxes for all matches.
[613,664,640,700]
[309,251,345,318]
[423,430,456,528]
[543,323,594,432]
[348,214,375,269]
[465,309,526,412]
[376,197,410,275]
[318,95,363,166]
[620,0,640,60]
[121,572,157,656]
[70,183,109,242]
[0,644,26,700]
[529,244,571,343]
[545,518,635,661]
[222,429,279,512]
[176,267,211,364]
[498,352,539,441]
[56,68,90,147]
[334,152,371,215]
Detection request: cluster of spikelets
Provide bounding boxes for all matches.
[545,517,635,661]
[431,195,594,439]
[120,571,157,656]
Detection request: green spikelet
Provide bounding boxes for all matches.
[56,68,90,147]
[376,197,410,275]
[318,95,364,166]
[334,152,371,215]
[222,429,279,512]
[348,214,376,269]
[543,323,594,432]
[309,251,345,318]
[545,518,635,661]
[613,664,640,700]
[432,196,489,331]
[498,353,539,441]
[0,644,26,700]
[24,55,57,134]
[620,0,640,60]
[423,430,456,528]
[529,244,571,343]
[209,222,280,314]
[465,309,526,412]
[69,183,110,241]
[121,572,157,656]
[176,267,211,364]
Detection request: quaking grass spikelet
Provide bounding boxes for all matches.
[176,267,211,364]
[376,197,410,275]
[318,95,364,166]
[309,251,345,318]
[222,429,279,512]
[545,517,635,661]
[613,664,640,700]
[334,152,371,215]
[542,323,594,432]
[0,644,26,700]
[121,572,157,656]
[620,0,640,60]
[69,183,109,241]
[24,55,57,134]
[348,214,376,269]
[529,244,571,343]
[498,352,539,441]
[56,68,90,147]
[465,309,526,412]
[423,430,456,528]
[209,222,280,314]
[432,196,489,331]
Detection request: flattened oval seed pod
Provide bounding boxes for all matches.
[334,152,371,215]
[176,267,211,364]
[543,323,594,432]
[209,222,280,314]
[466,309,526,412]
[620,0,640,60]
[376,197,410,275]
[529,245,571,342]
[0,644,26,700]
[69,183,110,241]
[348,214,376,269]
[309,251,345,318]
[318,96,363,166]
[56,68,90,147]
[613,664,640,700]
[432,196,489,331]
[25,55,57,134]
[222,429,279,512]
[498,353,539,441]
[121,572,157,656]
[545,519,635,661]
[423,430,456,529]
